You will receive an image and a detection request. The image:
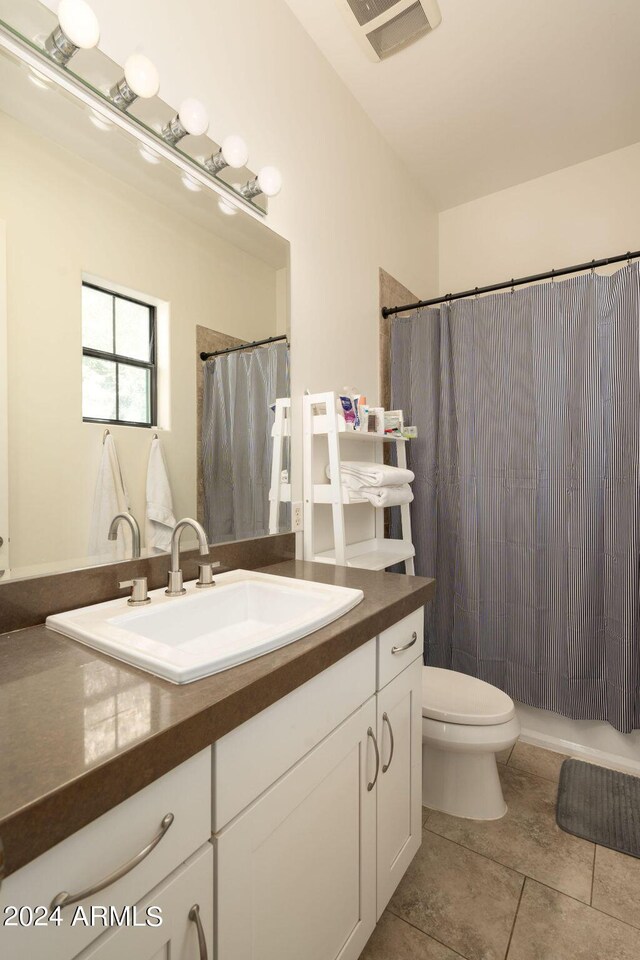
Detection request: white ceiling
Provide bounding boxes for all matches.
[284,0,640,210]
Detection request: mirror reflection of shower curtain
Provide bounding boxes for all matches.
[202,341,289,543]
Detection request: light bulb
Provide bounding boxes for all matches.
[28,67,52,90]
[89,108,112,131]
[124,54,160,99]
[221,135,249,169]
[139,145,161,165]
[218,197,238,216]
[162,98,209,146]
[257,166,282,198]
[44,0,99,65]
[181,173,202,192]
[110,53,159,110]
[241,166,283,201]
[57,0,100,49]
[178,99,209,137]
[203,134,248,176]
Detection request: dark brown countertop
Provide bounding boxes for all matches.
[0,561,435,878]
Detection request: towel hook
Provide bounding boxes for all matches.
[102,428,110,444]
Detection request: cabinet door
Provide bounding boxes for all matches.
[376,658,422,918]
[215,697,377,960]
[78,844,213,960]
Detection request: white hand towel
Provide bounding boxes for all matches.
[145,437,177,553]
[326,460,414,488]
[358,484,414,508]
[88,434,131,558]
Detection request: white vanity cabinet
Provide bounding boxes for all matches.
[213,608,424,960]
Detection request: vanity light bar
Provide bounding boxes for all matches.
[36,3,283,207]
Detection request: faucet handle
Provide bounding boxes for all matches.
[119,577,151,606]
[196,561,220,589]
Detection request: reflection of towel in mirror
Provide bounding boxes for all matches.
[145,437,177,553]
[88,434,131,558]
[326,460,414,489]
[358,485,414,508]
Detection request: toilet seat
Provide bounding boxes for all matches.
[422,667,515,726]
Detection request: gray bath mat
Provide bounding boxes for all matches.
[557,759,640,858]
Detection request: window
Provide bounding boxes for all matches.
[82,282,156,427]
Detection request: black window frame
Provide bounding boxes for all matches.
[81,281,157,429]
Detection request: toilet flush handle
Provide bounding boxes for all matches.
[391,631,418,655]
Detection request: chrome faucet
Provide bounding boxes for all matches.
[166,518,218,596]
[108,512,141,559]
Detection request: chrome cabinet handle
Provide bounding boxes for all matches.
[189,904,209,960]
[381,712,395,773]
[50,812,174,910]
[367,727,380,792]
[391,631,418,655]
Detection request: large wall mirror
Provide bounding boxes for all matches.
[0,3,291,579]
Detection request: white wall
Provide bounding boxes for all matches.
[439,141,640,764]
[2,112,278,567]
[439,141,640,294]
[40,0,438,439]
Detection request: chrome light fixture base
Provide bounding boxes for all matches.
[109,76,138,110]
[241,176,262,200]
[203,150,227,175]
[162,114,188,146]
[44,26,78,66]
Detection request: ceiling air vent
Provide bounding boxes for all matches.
[338,0,442,61]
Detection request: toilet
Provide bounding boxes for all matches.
[421,667,520,820]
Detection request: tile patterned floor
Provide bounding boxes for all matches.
[360,742,640,960]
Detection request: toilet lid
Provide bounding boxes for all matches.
[422,667,515,725]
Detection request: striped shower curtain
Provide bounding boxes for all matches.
[391,264,640,732]
[202,341,289,543]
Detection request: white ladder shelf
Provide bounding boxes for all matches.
[269,397,291,535]
[303,392,415,573]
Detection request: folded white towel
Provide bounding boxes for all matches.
[145,437,177,553]
[326,460,414,488]
[88,434,131,558]
[359,485,414,508]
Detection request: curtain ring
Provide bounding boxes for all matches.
[627,251,633,266]
[550,268,556,284]
[510,279,515,295]
[474,286,479,299]
[590,259,596,275]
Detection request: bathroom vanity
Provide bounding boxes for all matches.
[0,561,434,960]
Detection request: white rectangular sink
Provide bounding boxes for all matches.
[46,569,364,684]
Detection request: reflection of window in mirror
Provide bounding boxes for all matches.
[81,281,157,428]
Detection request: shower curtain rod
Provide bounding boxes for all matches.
[381,249,640,319]
[200,334,288,361]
